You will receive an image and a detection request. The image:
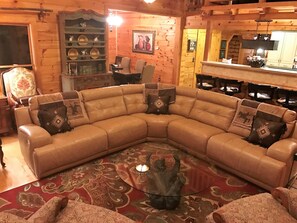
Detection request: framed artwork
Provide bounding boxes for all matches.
[187,39,196,52]
[132,30,155,54]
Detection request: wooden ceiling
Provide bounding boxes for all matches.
[185,0,297,20]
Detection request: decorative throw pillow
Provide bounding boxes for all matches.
[159,87,176,104]
[246,116,287,148]
[146,94,170,115]
[143,83,176,104]
[38,101,72,135]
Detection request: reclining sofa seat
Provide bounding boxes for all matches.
[80,86,147,150]
[14,84,297,191]
[168,89,239,160]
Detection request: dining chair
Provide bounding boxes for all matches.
[140,65,155,84]
[134,59,147,74]
[1,67,41,108]
[120,57,131,73]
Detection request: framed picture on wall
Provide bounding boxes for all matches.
[132,30,155,54]
[187,39,196,52]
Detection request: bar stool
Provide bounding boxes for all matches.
[247,83,276,102]
[196,74,217,90]
[218,78,243,96]
[276,88,297,110]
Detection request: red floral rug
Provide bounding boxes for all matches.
[0,142,264,222]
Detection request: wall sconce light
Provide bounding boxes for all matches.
[106,12,123,32]
[144,0,156,3]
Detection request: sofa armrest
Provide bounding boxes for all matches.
[18,124,52,171]
[19,124,52,148]
[29,196,68,222]
[272,187,297,219]
[14,106,33,129]
[266,138,297,163]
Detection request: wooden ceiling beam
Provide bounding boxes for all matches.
[201,11,297,20]
[201,1,297,12]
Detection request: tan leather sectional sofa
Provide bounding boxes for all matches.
[15,84,297,191]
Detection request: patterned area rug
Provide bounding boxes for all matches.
[0,142,264,222]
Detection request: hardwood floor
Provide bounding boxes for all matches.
[0,134,37,193]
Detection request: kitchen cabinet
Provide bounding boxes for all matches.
[58,10,112,91]
[266,31,297,69]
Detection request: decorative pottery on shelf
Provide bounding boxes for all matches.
[78,35,88,46]
[67,48,78,60]
[90,48,100,59]
[247,56,265,68]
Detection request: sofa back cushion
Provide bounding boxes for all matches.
[121,84,147,114]
[29,92,90,128]
[228,99,296,138]
[189,90,239,131]
[81,86,127,123]
[169,86,197,117]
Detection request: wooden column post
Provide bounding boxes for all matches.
[203,20,212,61]
[173,15,186,85]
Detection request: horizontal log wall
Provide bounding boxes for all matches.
[111,11,179,84]
[0,0,183,94]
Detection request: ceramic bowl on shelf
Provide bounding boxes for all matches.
[78,35,88,46]
[90,48,100,59]
[67,48,79,60]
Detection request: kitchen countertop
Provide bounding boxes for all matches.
[201,61,297,90]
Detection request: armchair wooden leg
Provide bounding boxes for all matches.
[0,139,5,168]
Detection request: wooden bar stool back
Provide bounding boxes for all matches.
[276,88,297,110]
[196,74,217,90]
[248,83,276,102]
[218,78,242,96]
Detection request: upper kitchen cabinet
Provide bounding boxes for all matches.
[58,10,112,91]
[266,31,297,69]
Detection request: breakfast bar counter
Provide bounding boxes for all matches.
[201,61,297,90]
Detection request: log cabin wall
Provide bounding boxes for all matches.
[0,0,183,94]
[179,29,197,87]
[109,11,179,84]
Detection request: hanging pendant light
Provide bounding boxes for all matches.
[106,12,123,32]
[144,0,156,3]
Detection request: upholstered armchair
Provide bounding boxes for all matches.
[206,187,297,223]
[0,196,135,223]
[1,67,41,108]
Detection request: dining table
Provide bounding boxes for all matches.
[113,70,141,85]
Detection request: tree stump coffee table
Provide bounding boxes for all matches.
[115,143,216,210]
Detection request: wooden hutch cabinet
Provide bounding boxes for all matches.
[0,96,12,135]
[58,10,113,91]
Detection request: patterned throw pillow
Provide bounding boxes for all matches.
[38,101,72,135]
[246,116,287,148]
[146,94,170,115]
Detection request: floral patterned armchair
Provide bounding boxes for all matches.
[206,187,297,223]
[1,67,41,107]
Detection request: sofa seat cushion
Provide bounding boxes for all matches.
[168,119,224,155]
[132,113,185,138]
[33,125,108,177]
[207,133,286,187]
[92,116,147,149]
